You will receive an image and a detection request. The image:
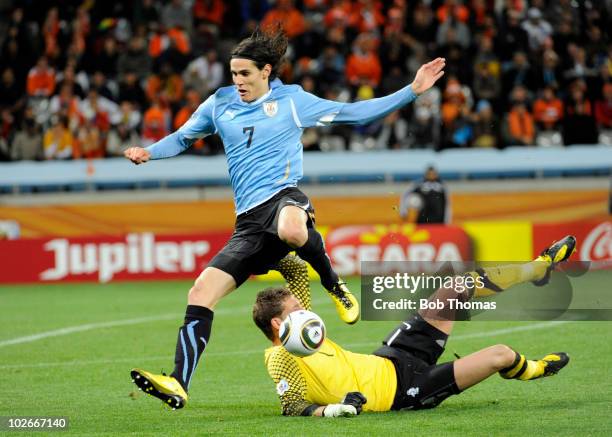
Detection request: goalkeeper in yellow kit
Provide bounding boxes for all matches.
[252,236,576,417]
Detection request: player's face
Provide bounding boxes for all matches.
[230,58,271,103]
[279,295,303,320]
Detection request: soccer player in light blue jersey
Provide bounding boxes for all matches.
[125,29,446,409]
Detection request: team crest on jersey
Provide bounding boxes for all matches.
[263,100,278,117]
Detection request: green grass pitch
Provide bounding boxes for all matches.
[1,278,611,436]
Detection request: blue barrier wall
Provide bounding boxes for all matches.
[1,145,611,193]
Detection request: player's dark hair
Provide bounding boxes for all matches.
[231,27,288,80]
[253,287,293,340]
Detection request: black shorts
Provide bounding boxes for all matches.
[208,187,315,286]
[373,314,461,410]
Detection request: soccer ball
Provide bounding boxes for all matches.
[279,310,326,357]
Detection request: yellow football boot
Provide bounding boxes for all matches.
[131,368,188,409]
[327,282,360,324]
[532,235,576,286]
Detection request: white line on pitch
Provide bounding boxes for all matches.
[0,320,571,369]
[0,299,333,349]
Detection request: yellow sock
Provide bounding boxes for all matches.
[467,260,550,298]
[499,352,546,380]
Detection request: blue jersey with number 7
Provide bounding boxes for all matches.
[147,79,417,214]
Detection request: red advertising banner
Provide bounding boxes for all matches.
[0,232,231,284]
[533,220,612,267]
[0,225,472,283]
[324,224,472,276]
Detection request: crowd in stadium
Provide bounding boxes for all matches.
[0,0,611,161]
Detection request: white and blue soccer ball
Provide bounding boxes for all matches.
[279,310,326,357]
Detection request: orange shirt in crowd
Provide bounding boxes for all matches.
[27,67,56,97]
[508,109,535,144]
[193,0,224,25]
[436,3,470,23]
[146,75,184,104]
[142,105,170,142]
[261,6,306,39]
[346,52,382,87]
[533,98,564,128]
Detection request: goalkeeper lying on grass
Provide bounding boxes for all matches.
[252,236,576,417]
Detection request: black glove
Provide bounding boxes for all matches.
[341,392,367,415]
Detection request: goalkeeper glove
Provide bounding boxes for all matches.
[342,391,367,414]
[322,392,368,417]
[322,404,357,417]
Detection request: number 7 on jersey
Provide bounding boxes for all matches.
[243,126,255,148]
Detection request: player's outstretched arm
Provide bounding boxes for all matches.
[124,95,216,165]
[295,58,446,127]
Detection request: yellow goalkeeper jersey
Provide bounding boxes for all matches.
[264,339,397,415]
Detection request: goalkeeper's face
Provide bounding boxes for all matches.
[271,295,303,341]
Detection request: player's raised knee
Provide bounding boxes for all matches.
[278,223,308,248]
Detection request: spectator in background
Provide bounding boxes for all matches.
[534,49,562,91]
[497,9,528,61]
[261,0,306,39]
[155,27,191,72]
[407,3,436,53]
[48,84,82,130]
[146,63,184,110]
[0,68,25,117]
[533,86,564,131]
[345,33,382,89]
[351,0,385,34]
[441,78,472,148]
[563,46,597,88]
[75,120,105,159]
[118,37,152,81]
[80,88,120,127]
[91,71,117,102]
[563,83,598,145]
[106,121,141,157]
[521,8,552,54]
[161,0,192,36]
[504,100,535,146]
[133,0,160,30]
[56,65,85,99]
[11,115,42,161]
[118,71,147,110]
[141,96,170,146]
[317,46,345,92]
[473,62,501,108]
[595,83,612,130]
[502,51,535,100]
[400,166,449,224]
[472,99,500,148]
[183,49,223,98]
[375,110,410,149]
[436,0,470,24]
[27,56,55,98]
[43,116,73,159]
[436,14,471,51]
[193,0,225,28]
[407,84,441,149]
[94,38,120,79]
